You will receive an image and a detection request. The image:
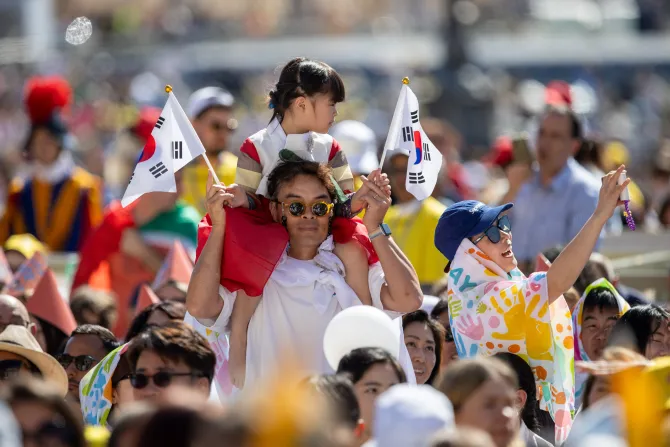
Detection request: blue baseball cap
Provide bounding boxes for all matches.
[434,200,513,263]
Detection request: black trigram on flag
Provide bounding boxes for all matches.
[172,141,183,159]
[128,172,134,184]
[410,110,419,124]
[408,172,426,184]
[423,143,431,161]
[155,116,166,129]
[402,126,414,142]
[149,162,169,178]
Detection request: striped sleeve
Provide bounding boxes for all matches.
[235,139,263,194]
[327,139,355,194]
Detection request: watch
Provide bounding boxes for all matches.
[369,223,392,240]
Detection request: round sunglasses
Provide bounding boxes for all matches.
[471,215,512,245]
[55,354,98,372]
[129,371,206,389]
[280,200,334,218]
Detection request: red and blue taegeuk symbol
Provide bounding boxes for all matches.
[413,130,422,165]
[136,135,157,164]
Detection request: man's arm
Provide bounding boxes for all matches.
[360,173,422,313]
[186,173,233,320]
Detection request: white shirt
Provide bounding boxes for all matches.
[185,236,415,400]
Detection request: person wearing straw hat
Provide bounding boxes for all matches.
[0,325,68,396]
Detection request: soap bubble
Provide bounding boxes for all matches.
[65,17,93,45]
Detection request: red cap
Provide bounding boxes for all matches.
[545,81,572,107]
[27,269,77,335]
[136,284,160,315]
[130,107,162,144]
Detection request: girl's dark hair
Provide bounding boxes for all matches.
[37,317,68,356]
[268,57,345,123]
[125,300,187,342]
[494,353,539,432]
[402,310,445,385]
[336,347,407,384]
[2,378,86,447]
[609,304,670,355]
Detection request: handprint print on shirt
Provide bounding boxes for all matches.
[489,288,525,341]
[455,315,485,341]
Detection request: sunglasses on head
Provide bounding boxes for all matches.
[0,360,24,381]
[129,371,205,389]
[471,215,511,245]
[280,201,334,218]
[55,354,97,372]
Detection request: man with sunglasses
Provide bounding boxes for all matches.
[127,322,215,402]
[182,86,238,215]
[58,325,120,409]
[186,159,422,398]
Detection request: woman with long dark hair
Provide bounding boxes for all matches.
[402,310,445,385]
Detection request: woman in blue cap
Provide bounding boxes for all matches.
[433,165,629,444]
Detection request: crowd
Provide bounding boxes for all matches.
[0,55,668,447]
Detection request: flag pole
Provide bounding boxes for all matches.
[378,77,410,170]
[164,85,223,186]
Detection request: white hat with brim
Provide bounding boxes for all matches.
[0,325,68,396]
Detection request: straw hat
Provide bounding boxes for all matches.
[0,325,67,396]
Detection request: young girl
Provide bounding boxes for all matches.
[196,58,388,388]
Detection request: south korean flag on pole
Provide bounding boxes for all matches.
[122,92,206,207]
[380,82,443,201]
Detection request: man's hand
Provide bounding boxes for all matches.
[359,171,393,232]
[206,172,235,227]
[351,169,391,214]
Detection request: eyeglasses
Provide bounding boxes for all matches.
[129,371,205,389]
[55,354,98,372]
[0,360,25,381]
[471,215,511,245]
[280,201,334,218]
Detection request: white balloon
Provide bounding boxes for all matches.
[323,306,400,371]
[65,17,92,46]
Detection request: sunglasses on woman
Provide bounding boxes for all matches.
[55,354,97,372]
[280,201,334,218]
[130,371,206,389]
[471,215,511,245]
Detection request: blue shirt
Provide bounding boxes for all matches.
[511,158,601,262]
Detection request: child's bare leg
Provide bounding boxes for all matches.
[229,291,260,389]
[334,241,373,306]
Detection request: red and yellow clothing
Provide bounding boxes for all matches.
[0,167,103,252]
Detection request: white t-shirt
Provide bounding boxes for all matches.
[185,236,415,400]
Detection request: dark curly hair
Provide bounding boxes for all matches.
[268,57,345,123]
[266,160,336,202]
